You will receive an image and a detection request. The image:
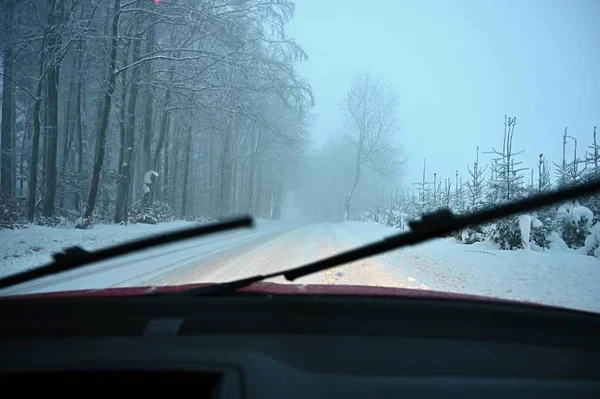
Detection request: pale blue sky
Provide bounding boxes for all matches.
[288,0,600,186]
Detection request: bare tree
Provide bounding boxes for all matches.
[342,72,404,220]
[2,0,312,227]
[553,127,585,187]
[79,0,121,226]
[0,0,15,199]
[485,115,526,201]
[536,153,551,194]
[465,146,487,211]
[412,159,432,213]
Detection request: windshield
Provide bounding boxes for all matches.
[0,0,599,313]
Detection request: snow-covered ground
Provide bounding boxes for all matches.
[0,219,292,294]
[0,221,196,277]
[0,220,599,313]
[326,222,600,313]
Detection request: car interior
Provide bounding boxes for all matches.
[1,290,599,398]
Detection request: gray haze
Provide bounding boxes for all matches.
[288,0,600,189]
[1,0,598,227]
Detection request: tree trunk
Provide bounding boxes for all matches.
[0,0,15,198]
[217,132,232,217]
[81,0,121,225]
[208,131,214,215]
[344,153,361,220]
[27,80,44,222]
[141,94,153,206]
[74,50,86,211]
[19,107,31,196]
[117,69,128,176]
[42,0,65,217]
[181,125,192,218]
[253,164,262,217]
[152,67,174,170]
[59,56,77,210]
[114,34,141,224]
[141,26,155,207]
[274,182,282,219]
[171,127,180,211]
[162,118,170,203]
[76,55,85,176]
[246,131,260,213]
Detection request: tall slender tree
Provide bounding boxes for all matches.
[342,72,404,220]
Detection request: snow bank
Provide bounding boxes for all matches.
[558,202,593,227]
[2,219,599,314]
[331,221,600,313]
[0,218,285,280]
[584,222,600,257]
[0,221,196,278]
[518,215,531,249]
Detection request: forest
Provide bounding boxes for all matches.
[1,0,599,258]
[0,0,313,228]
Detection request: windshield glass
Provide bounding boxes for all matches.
[0,0,598,313]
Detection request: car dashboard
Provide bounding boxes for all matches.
[1,293,599,398]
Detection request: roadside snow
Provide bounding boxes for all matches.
[330,221,600,313]
[0,221,196,278]
[1,219,599,314]
[0,219,291,295]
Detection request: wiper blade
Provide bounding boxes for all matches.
[178,179,600,296]
[0,216,253,290]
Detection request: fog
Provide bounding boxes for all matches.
[0,0,598,228]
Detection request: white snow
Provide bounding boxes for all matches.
[518,215,531,250]
[143,170,159,194]
[583,222,600,258]
[144,170,159,185]
[329,222,600,313]
[1,220,599,313]
[0,219,293,295]
[557,202,593,228]
[0,221,196,278]
[531,216,543,228]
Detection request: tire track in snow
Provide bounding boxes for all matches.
[132,224,305,287]
[147,224,339,287]
[323,224,429,289]
[1,224,296,295]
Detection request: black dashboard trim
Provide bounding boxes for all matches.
[1,294,598,350]
[1,294,599,398]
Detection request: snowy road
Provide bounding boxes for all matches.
[1,220,599,313]
[0,222,409,295]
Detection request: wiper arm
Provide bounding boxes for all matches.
[0,216,253,290]
[178,179,600,296]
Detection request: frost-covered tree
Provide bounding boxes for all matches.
[342,71,405,220]
[453,170,465,213]
[464,146,487,211]
[486,115,527,201]
[527,153,555,228]
[536,153,552,193]
[581,127,600,222]
[413,159,432,213]
[0,0,15,199]
[586,127,600,181]
[554,127,586,188]
[484,116,528,249]
[556,201,594,248]
[440,178,453,210]
[0,0,314,227]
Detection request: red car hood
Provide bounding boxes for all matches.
[0,281,549,309]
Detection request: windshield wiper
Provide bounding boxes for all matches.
[174,179,600,296]
[0,216,253,290]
